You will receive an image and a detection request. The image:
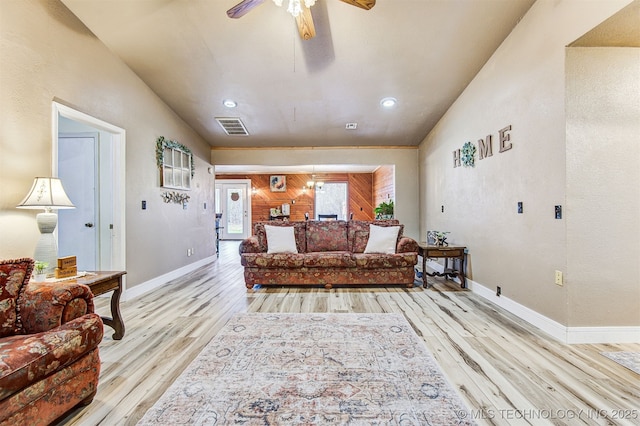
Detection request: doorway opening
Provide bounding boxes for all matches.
[314,182,348,220]
[52,102,126,274]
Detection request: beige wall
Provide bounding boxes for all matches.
[211,148,420,239]
[566,47,640,327]
[0,0,215,288]
[418,0,637,327]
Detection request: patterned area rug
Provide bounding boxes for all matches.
[601,352,640,375]
[138,313,475,425]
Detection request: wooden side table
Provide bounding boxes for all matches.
[417,244,467,288]
[74,271,126,340]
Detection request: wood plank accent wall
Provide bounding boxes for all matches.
[348,173,374,221]
[373,165,395,212]
[217,173,374,227]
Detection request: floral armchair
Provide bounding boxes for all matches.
[0,258,104,425]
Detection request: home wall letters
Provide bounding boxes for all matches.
[454,125,512,168]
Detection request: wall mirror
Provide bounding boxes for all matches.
[156,136,194,190]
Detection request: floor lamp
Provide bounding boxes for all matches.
[17,177,75,274]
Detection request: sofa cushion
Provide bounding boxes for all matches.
[352,230,369,253]
[264,225,298,254]
[254,222,306,253]
[0,347,101,426]
[352,253,418,269]
[303,252,356,268]
[0,313,103,401]
[364,225,401,254]
[0,259,33,338]
[306,220,349,252]
[348,220,404,253]
[241,253,305,269]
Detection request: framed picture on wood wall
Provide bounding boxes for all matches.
[270,175,286,192]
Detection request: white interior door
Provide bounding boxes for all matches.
[58,134,98,270]
[215,179,251,240]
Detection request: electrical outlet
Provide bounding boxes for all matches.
[187,248,192,256]
[496,286,501,297]
[555,270,563,286]
[555,205,562,219]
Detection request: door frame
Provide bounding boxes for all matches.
[52,102,126,278]
[215,179,252,240]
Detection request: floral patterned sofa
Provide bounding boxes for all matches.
[0,258,104,425]
[239,220,419,289]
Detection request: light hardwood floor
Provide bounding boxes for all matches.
[59,241,639,426]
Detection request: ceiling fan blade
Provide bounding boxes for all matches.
[338,0,376,10]
[296,4,316,40]
[227,0,267,19]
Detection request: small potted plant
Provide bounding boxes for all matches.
[33,261,49,282]
[374,200,394,219]
[434,231,450,246]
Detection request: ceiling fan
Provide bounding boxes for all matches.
[227,0,376,40]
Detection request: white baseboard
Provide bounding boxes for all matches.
[564,327,640,344]
[122,256,216,302]
[426,260,640,344]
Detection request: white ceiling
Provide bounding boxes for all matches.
[60,0,536,148]
[59,0,638,175]
[214,163,380,174]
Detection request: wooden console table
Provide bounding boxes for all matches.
[74,271,126,340]
[417,244,467,289]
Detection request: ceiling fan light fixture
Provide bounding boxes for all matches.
[380,97,397,108]
[273,0,316,18]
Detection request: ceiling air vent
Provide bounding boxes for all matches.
[215,117,249,136]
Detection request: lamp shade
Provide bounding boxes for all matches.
[17,177,75,210]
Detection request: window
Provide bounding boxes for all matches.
[156,136,193,190]
[315,182,348,220]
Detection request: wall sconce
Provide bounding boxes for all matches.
[306,175,324,189]
[17,177,75,274]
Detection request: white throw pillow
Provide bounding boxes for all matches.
[265,225,298,254]
[364,224,400,254]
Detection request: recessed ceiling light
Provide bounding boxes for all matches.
[346,123,357,130]
[380,97,397,108]
[223,99,237,108]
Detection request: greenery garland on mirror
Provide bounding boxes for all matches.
[156,136,195,178]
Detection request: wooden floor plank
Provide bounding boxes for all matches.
[58,241,640,426]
